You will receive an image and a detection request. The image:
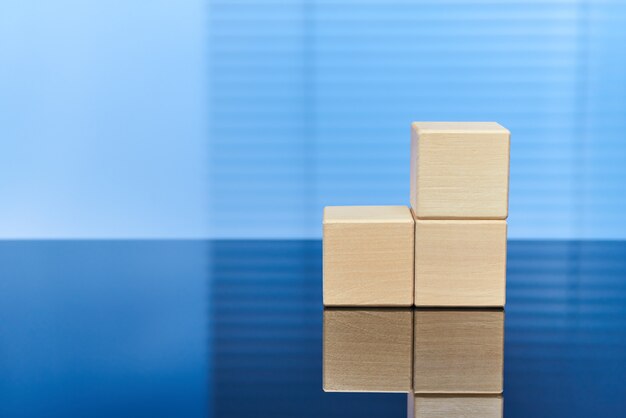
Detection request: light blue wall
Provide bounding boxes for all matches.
[210,0,626,239]
[2,1,626,239]
[0,0,210,238]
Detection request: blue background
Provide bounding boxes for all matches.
[2,239,625,416]
[2,0,626,239]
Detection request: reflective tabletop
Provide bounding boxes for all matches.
[1,240,625,417]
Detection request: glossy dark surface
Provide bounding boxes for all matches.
[1,240,625,417]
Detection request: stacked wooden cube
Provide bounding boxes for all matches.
[322,122,510,417]
[323,122,510,307]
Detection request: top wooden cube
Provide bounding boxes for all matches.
[410,122,510,219]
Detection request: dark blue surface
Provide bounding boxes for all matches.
[1,240,626,417]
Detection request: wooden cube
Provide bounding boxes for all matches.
[323,206,414,306]
[408,395,503,418]
[414,219,506,307]
[323,308,413,392]
[410,122,510,219]
[413,310,504,394]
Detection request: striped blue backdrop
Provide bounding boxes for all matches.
[209,0,626,239]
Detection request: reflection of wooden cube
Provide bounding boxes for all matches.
[323,309,413,392]
[323,206,414,307]
[410,122,510,219]
[408,395,503,418]
[413,310,504,393]
[415,220,507,307]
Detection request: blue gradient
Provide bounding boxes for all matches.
[2,1,626,238]
[210,0,626,239]
[1,240,625,416]
[0,1,209,238]
[0,241,211,417]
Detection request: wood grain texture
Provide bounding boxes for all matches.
[408,395,503,418]
[323,206,414,307]
[413,310,504,394]
[414,220,506,307]
[323,309,413,392]
[324,205,415,223]
[410,122,510,220]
